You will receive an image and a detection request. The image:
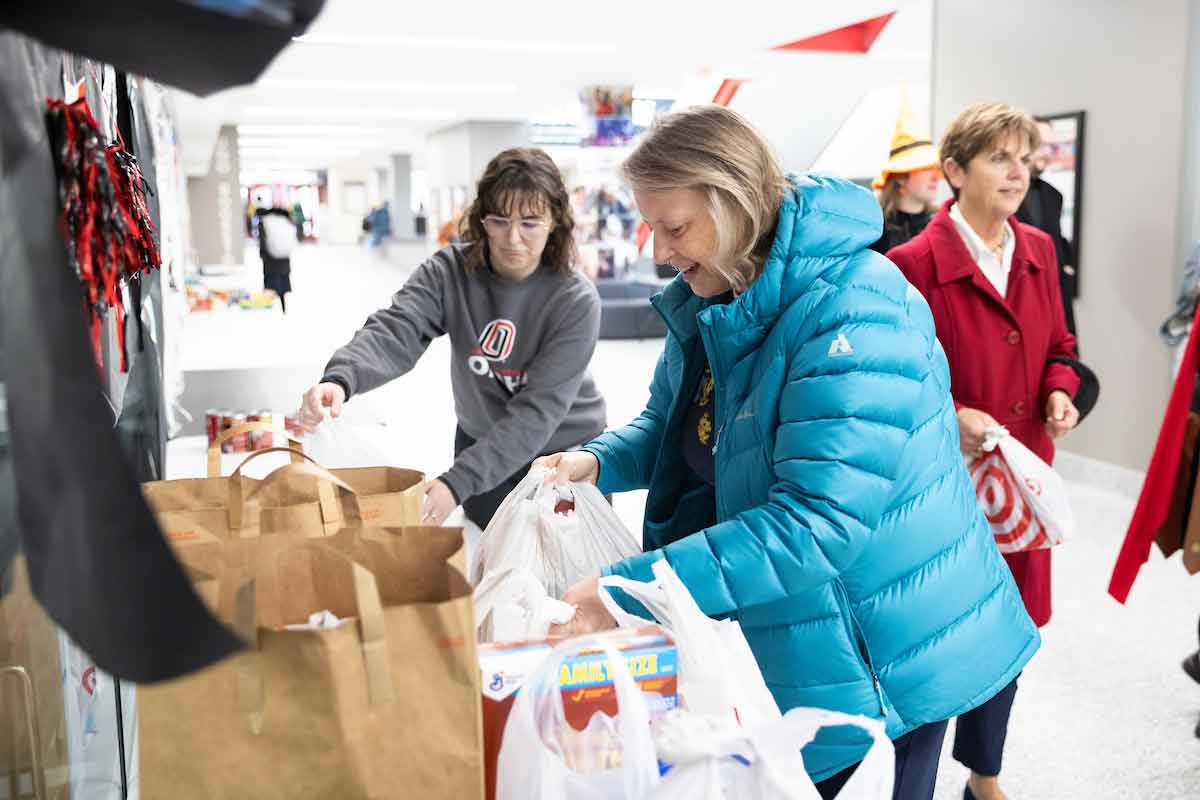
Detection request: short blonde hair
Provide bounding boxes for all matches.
[620,105,787,293]
[940,102,1041,198]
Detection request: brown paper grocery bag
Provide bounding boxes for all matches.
[142,442,425,550]
[139,531,484,800]
[208,425,426,532]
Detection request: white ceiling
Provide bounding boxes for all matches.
[172,0,929,177]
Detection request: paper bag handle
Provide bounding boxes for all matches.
[226,443,309,479]
[0,666,48,800]
[227,541,395,727]
[228,456,357,532]
[207,421,302,477]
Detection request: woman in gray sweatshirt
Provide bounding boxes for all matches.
[298,148,607,528]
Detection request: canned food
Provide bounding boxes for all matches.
[204,409,221,445]
[258,411,274,449]
[230,413,249,453]
[284,413,301,438]
[246,412,262,450]
[219,410,236,453]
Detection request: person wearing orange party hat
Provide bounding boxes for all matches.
[869,91,942,254]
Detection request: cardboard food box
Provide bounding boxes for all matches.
[479,626,678,800]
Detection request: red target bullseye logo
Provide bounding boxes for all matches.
[970,452,1048,552]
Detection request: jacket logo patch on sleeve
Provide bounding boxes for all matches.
[828,332,855,357]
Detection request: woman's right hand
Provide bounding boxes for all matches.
[533,451,600,486]
[298,382,346,433]
[957,406,999,458]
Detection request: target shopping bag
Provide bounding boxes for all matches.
[968,427,1074,553]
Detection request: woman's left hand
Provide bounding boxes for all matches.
[549,574,617,637]
[1044,390,1079,440]
[422,479,457,525]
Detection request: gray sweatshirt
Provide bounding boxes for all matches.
[322,244,606,503]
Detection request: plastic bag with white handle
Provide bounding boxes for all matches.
[469,467,641,599]
[473,566,577,643]
[598,559,781,729]
[495,634,661,800]
[303,418,404,469]
[648,707,894,799]
[969,426,1074,553]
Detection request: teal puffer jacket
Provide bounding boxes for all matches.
[584,175,1038,781]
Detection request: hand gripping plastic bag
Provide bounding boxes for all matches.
[474,566,576,643]
[969,427,1074,553]
[469,467,641,600]
[598,559,781,729]
[648,707,893,800]
[495,634,661,800]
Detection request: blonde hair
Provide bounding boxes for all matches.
[940,102,1041,199]
[620,105,787,293]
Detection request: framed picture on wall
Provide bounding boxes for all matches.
[1034,110,1086,293]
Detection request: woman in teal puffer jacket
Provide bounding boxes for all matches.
[539,106,1038,798]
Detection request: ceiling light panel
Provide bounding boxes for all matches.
[293,32,617,54]
[259,79,516,94]
[237,124,388,136]
[238,138,384,149]
[243,106,454,120]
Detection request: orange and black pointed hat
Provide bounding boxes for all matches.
[874,90,940,189]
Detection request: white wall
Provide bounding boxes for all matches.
[1177,1,1200,284]
[932,0,1192,470]
[324,164,373,245]
[425,121,529,232]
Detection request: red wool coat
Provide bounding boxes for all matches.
[887,200,1081,627]
[1109,302,1200,602]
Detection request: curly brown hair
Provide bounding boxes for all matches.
[459,148,576,273]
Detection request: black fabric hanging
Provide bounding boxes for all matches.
[0,32,241,682]
[0,0,326,97]
[117,74,169,485]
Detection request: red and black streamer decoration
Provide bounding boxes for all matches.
[45,96,161,374]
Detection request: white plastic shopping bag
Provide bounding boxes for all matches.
[969,427,1074,553]
[495,634,661,800]
[474,566,576,643]
[598,559,781,729]
[470,467,641,599]
[304,418,403,469]
[260,212,297,259]
[649,707,893,800]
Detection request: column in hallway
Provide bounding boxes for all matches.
[391,153,415,240]
[186,124,242,268]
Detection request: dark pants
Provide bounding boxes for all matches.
[953,676,1019,777]
[453,426,537,530]
[452,426,609,530]
[816,718,949,800]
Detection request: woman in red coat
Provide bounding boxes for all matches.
[887,102,1080,800]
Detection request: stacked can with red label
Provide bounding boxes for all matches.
[206,408,293,452]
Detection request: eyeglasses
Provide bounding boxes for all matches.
[482,215,551,239]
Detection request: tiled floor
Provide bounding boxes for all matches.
[179,241,1200,799]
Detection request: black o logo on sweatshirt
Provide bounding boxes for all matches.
[478,319,516,361]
